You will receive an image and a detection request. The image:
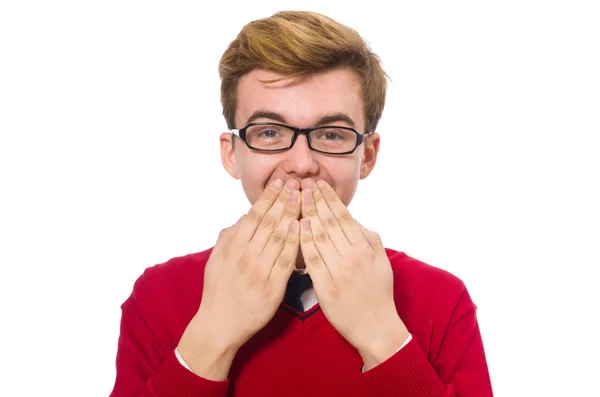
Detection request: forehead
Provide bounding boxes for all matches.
[235,67,365,130]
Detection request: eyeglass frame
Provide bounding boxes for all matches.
[230,122,375,155]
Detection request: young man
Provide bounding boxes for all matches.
[110,11,493,397]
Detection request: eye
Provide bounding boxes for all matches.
[256,128,283,139]
[322,132,343,140]
[313,128,351,141]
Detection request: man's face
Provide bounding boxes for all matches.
[220,67,380,208]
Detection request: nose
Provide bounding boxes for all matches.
[281,134,319,176]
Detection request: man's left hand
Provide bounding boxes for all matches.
[299,179,410,370]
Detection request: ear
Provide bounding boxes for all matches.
[359,132,380,179]
[220,133,240,179]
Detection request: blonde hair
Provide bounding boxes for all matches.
[218,11,388,133]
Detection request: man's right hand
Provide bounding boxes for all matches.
[177,178,301,380]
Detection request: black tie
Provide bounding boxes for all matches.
[284,272,312,312]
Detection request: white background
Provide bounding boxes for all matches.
[1,1,599,396]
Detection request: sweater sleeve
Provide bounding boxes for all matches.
[108,294,230,397]
[360,287,493,397]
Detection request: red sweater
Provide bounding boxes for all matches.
[110,248,493,397]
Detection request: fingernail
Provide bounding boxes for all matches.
[288,190,299,204]
[302,189,313,203]
[285,179,298,192]
[316,180,328,190]
[289,221,298,231]
[271,179,284,190]
[301,219,310,229]
[301,178,315,190]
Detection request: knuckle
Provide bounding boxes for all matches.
[249,270,265,284]
[340,211,354,223]
[301,233,314,244]
[286,235,298,246]
[218,227,229,240]
[264,188,279,201]
[324,217,337,228]
[326,192,339,202]
[238,255,252,272]
[270,230,286,245]
[247,209,261,223]
[284,207,298,219]
[276,255,293,268]
[277,192,289,203]
[315,231,329,243]
[308,254,322,266]
[348,257,361,268]
[304,208,318,217]
[261,215,277,229]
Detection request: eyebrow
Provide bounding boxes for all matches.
[246,110,357,129]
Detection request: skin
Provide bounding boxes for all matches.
[299,179,409,369]
[177,67,409,380]
[220,67,375,208]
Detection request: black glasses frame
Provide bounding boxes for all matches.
[230,122,374,155]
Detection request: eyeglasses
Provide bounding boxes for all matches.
[230,122,374,155]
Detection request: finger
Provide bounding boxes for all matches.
[301,189,331,250]
[316,180,364,246]
[235,179,286,243]
[301,188,343,274]
[260,188,301,261]
[356,221,385,254]
[251,180,298,249]
[269,220,300,283]
[299,218,332,281]
[310,181,352,252]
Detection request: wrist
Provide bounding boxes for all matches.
[178,339,238,381]
[177,312,241,380]
[358,316,409,371]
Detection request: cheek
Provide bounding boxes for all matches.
[335,176,359,207]
[237,154,279,204]
[322,159,361,206]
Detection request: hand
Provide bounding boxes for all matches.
[299,179,409,370]
[178,179,301,379]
